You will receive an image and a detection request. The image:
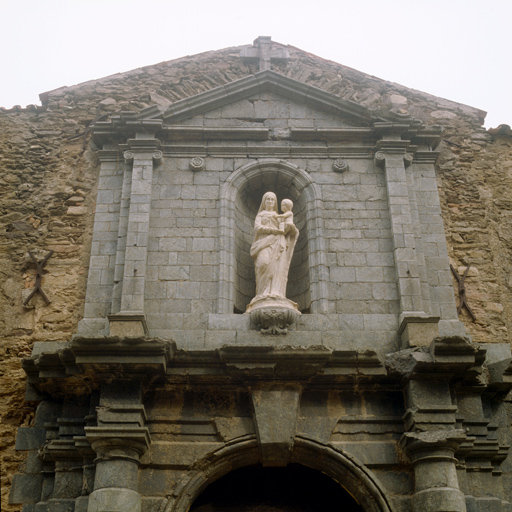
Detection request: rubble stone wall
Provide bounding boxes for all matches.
[1,43,511,510]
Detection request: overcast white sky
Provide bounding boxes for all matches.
[1,0,510,128]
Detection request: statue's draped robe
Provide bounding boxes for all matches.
[249,210,299,302]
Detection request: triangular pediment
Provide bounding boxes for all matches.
[156,70,373,126]
[91,69,442,148]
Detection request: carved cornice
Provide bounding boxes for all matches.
[374,121,442,150]
[23,342,391,396]
[374,139,412,154]
[24,339,510,397]
[96,149,121,163]
[90,71,443,155]
[92,115,163,145]
[385,336,486,384]
[413,150,440,163]
[70,336,175,377]
[122,137,162,153]
[162,144,374,159]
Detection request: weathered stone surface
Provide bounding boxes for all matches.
[1,37,512,512]
[251,386,301,466]
[87,488,141,512]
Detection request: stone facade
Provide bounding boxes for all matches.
[2,37,512,512]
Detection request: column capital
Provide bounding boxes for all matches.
[85,426,151,463]
[121,138,162,162]
[400,430,468,512]
[374,139,412,156]
[400,429,467,462]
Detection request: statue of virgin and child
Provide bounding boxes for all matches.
[246,192,301,330]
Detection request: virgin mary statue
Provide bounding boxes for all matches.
[246,191,300,317]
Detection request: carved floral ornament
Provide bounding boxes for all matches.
[189,157,205,171]
[332,159,349,173]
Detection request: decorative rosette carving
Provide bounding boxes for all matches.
[333,159,349,173]
[189,157,205,171]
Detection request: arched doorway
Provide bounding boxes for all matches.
[189,463,363,511]
[166,437,394,512]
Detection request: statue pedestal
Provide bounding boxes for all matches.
[246,296,301,334]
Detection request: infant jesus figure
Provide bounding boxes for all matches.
[276,198,294,234]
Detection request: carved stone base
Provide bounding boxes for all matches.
[247,297,300,334]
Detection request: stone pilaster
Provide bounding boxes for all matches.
[108,137,162,336]
[375,126,438,347]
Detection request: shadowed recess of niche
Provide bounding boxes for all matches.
[189,463,363,512]
[234,169,310,314]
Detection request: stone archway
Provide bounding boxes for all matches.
[218,159,328,315]
[165,437,395,512]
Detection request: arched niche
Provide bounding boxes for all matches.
[166,437,395,512]
[219,159,328,315]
